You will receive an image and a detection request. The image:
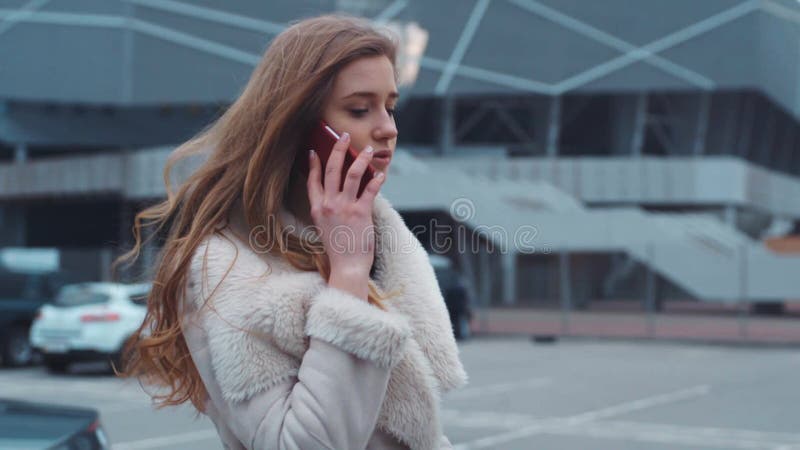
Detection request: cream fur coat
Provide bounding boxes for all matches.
[183,192,469,449]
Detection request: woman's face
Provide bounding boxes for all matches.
[321,55,399,174]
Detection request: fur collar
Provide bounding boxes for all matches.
[191,192,468,450]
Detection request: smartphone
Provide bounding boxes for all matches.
[301,120,375,197]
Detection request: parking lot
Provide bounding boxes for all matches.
[2,337,800,449]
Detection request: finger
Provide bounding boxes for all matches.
[357,170,385,207]
[324,131,349,195]
[342,145,374,200]
[306,149,323,207]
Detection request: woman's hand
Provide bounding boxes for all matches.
[306,131,386,296]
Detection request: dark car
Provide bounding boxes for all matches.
[0,398,109,449]
[0,269,74,367]
[429,255,473,340]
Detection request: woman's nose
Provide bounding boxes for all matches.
[375,114,398,141]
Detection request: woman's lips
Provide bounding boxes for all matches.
[372,151,391,162]
[371,154,391,169]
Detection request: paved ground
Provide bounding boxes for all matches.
[2,336,800,449]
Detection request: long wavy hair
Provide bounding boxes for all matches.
[113,14,400,413]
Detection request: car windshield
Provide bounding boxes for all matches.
[55,285,110,307]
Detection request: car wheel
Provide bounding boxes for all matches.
[454,312,471,341]
[2,326,34,367]
[44,357,70,374]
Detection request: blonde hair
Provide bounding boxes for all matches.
[113,14,399,413]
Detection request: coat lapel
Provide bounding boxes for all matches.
[365,193,469,449]
[371,193,469,394]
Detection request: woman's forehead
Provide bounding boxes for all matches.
[333,56,397,99]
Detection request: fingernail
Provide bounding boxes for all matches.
[309,149,315,158]
[365,146,374,154]
[375,172,385,179]
[341,132,350,141]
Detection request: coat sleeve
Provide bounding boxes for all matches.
[181,237,412,450]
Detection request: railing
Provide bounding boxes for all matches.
[427,155,800,218]
[2,148,799,303]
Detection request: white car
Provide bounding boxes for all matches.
[29,282,150,373]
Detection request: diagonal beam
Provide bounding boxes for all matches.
[554,0,759,93]
[130,19,260,66]
[455,103,490,140]
[423,1,757,96]
[0,0,780,122]
[507,0,715,89]
[0,8,123,28]
[123,0,285,35]
[761,1,800,117]
[435,0,490,95]
[489,100,534,143]
[373,0,408,25]
[0,0,49,36]
[760,0,800,25]
[0,6,553,96]
[0,9,260,66]
[423,56,554,94]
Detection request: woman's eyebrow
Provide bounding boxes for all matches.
[341,91,400,100]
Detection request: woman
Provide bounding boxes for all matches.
[115,14,468,450]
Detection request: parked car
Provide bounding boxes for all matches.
[0,268,75,367]
[0,398,109,449]
[429,254,473,340]
[30,282,150,373]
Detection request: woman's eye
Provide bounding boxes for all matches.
[348,107,396,118]
[349,109,368,117]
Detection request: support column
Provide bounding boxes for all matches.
[546,96,561,157]
[724,205,737,229]
[479,246,492,305]
[631,93,648,156]
[644,242,656,336]
[440,96,454,156]
[737,243,749,338]
[116,202,134,282]
[501,251,516,305]
[559,250,572,333]
[14,142,27,164]
[693,92,711,156]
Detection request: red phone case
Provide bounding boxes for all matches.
[301,120,374,197]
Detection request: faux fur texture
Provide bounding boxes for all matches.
[187,192,469,450]
[305,285,412,369]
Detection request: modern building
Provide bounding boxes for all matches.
[1,0,799,309]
